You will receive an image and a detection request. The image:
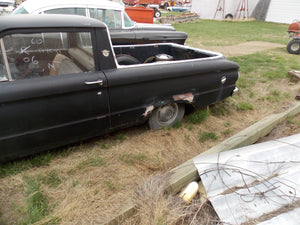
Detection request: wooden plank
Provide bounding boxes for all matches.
[104,203,136,225]
[103,101,300,225]
[168,101,300,193]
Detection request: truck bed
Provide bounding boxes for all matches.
[113,43,222,65]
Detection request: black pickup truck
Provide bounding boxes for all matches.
[0,15,239,162]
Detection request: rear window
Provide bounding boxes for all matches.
[0,31,95,81]
[44,8,86,16]
[12,6,29,14]
[89,8,122,29]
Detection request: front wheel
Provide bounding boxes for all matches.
[148,103,185,130]
[287,39,300,54]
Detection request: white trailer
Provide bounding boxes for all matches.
[191,0,259,20]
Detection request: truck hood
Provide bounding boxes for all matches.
[134,23,175,31]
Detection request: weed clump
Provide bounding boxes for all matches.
[186,109,209,124]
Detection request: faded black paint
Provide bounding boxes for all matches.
[0,15,239,162]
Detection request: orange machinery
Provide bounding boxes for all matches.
[125,6,154,23]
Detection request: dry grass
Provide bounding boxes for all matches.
[1,99,300,224]
[123,173,220,225]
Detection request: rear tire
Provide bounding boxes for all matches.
[287,39,300,54]
[154,10,161,18]
[148,103,185,130]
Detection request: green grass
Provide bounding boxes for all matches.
[199,132,218,142]
[287,116,300,127]
[0,152,53,179]
[119,152,147,165]
[186,109,209,124]
[236,102,254,111]
[41,171,62,188]
[174,19,288,47]
[115,133,127,142]
[22,176,50,224]
[160,10,185,17]
[77,157,106,169]
[231,52,289,80]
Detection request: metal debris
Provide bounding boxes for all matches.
[193,134,300,225]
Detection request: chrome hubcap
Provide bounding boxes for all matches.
[291,43,300,51]
[157,104,178,124]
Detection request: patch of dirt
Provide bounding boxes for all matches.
[209,41,285,57]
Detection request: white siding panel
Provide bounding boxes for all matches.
[266,0,300,24]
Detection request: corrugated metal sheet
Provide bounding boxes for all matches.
[193,133,300,225]
[266,0,300,24]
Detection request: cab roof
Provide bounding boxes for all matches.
[14,0,124,14]
[0,14,106,33]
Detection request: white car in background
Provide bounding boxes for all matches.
[0,0,14,15]
[13,0,187,45]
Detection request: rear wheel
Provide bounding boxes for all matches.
[154,10,161,18]
[287,39,300,54]
[148,103,185,130]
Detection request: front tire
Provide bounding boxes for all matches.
[148,103,185,130]
[287,39,300,54]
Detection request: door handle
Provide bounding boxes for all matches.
[84,80,103,86]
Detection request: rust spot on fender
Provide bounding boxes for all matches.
[143,105,154,117]
[173,93,194,103]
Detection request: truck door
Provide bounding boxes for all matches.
[0,30,109,162]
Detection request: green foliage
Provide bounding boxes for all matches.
[173,120,182,129]
[186,109,209,124]
[41,171,62,188]
[119,153,147,165]
[77,157,106,169]
[287,116,300,127]
[236,102,254,111]
[101,143,110,149]
[0,152,53,178]
[222,128,232,135]
[210,102,229,116]
[115,133,127,141]
[22,176,49,224]
[199,132,218,142]
[0,146,77,178]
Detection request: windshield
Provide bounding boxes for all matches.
[123,12,134,28]
[12,6,29,14]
